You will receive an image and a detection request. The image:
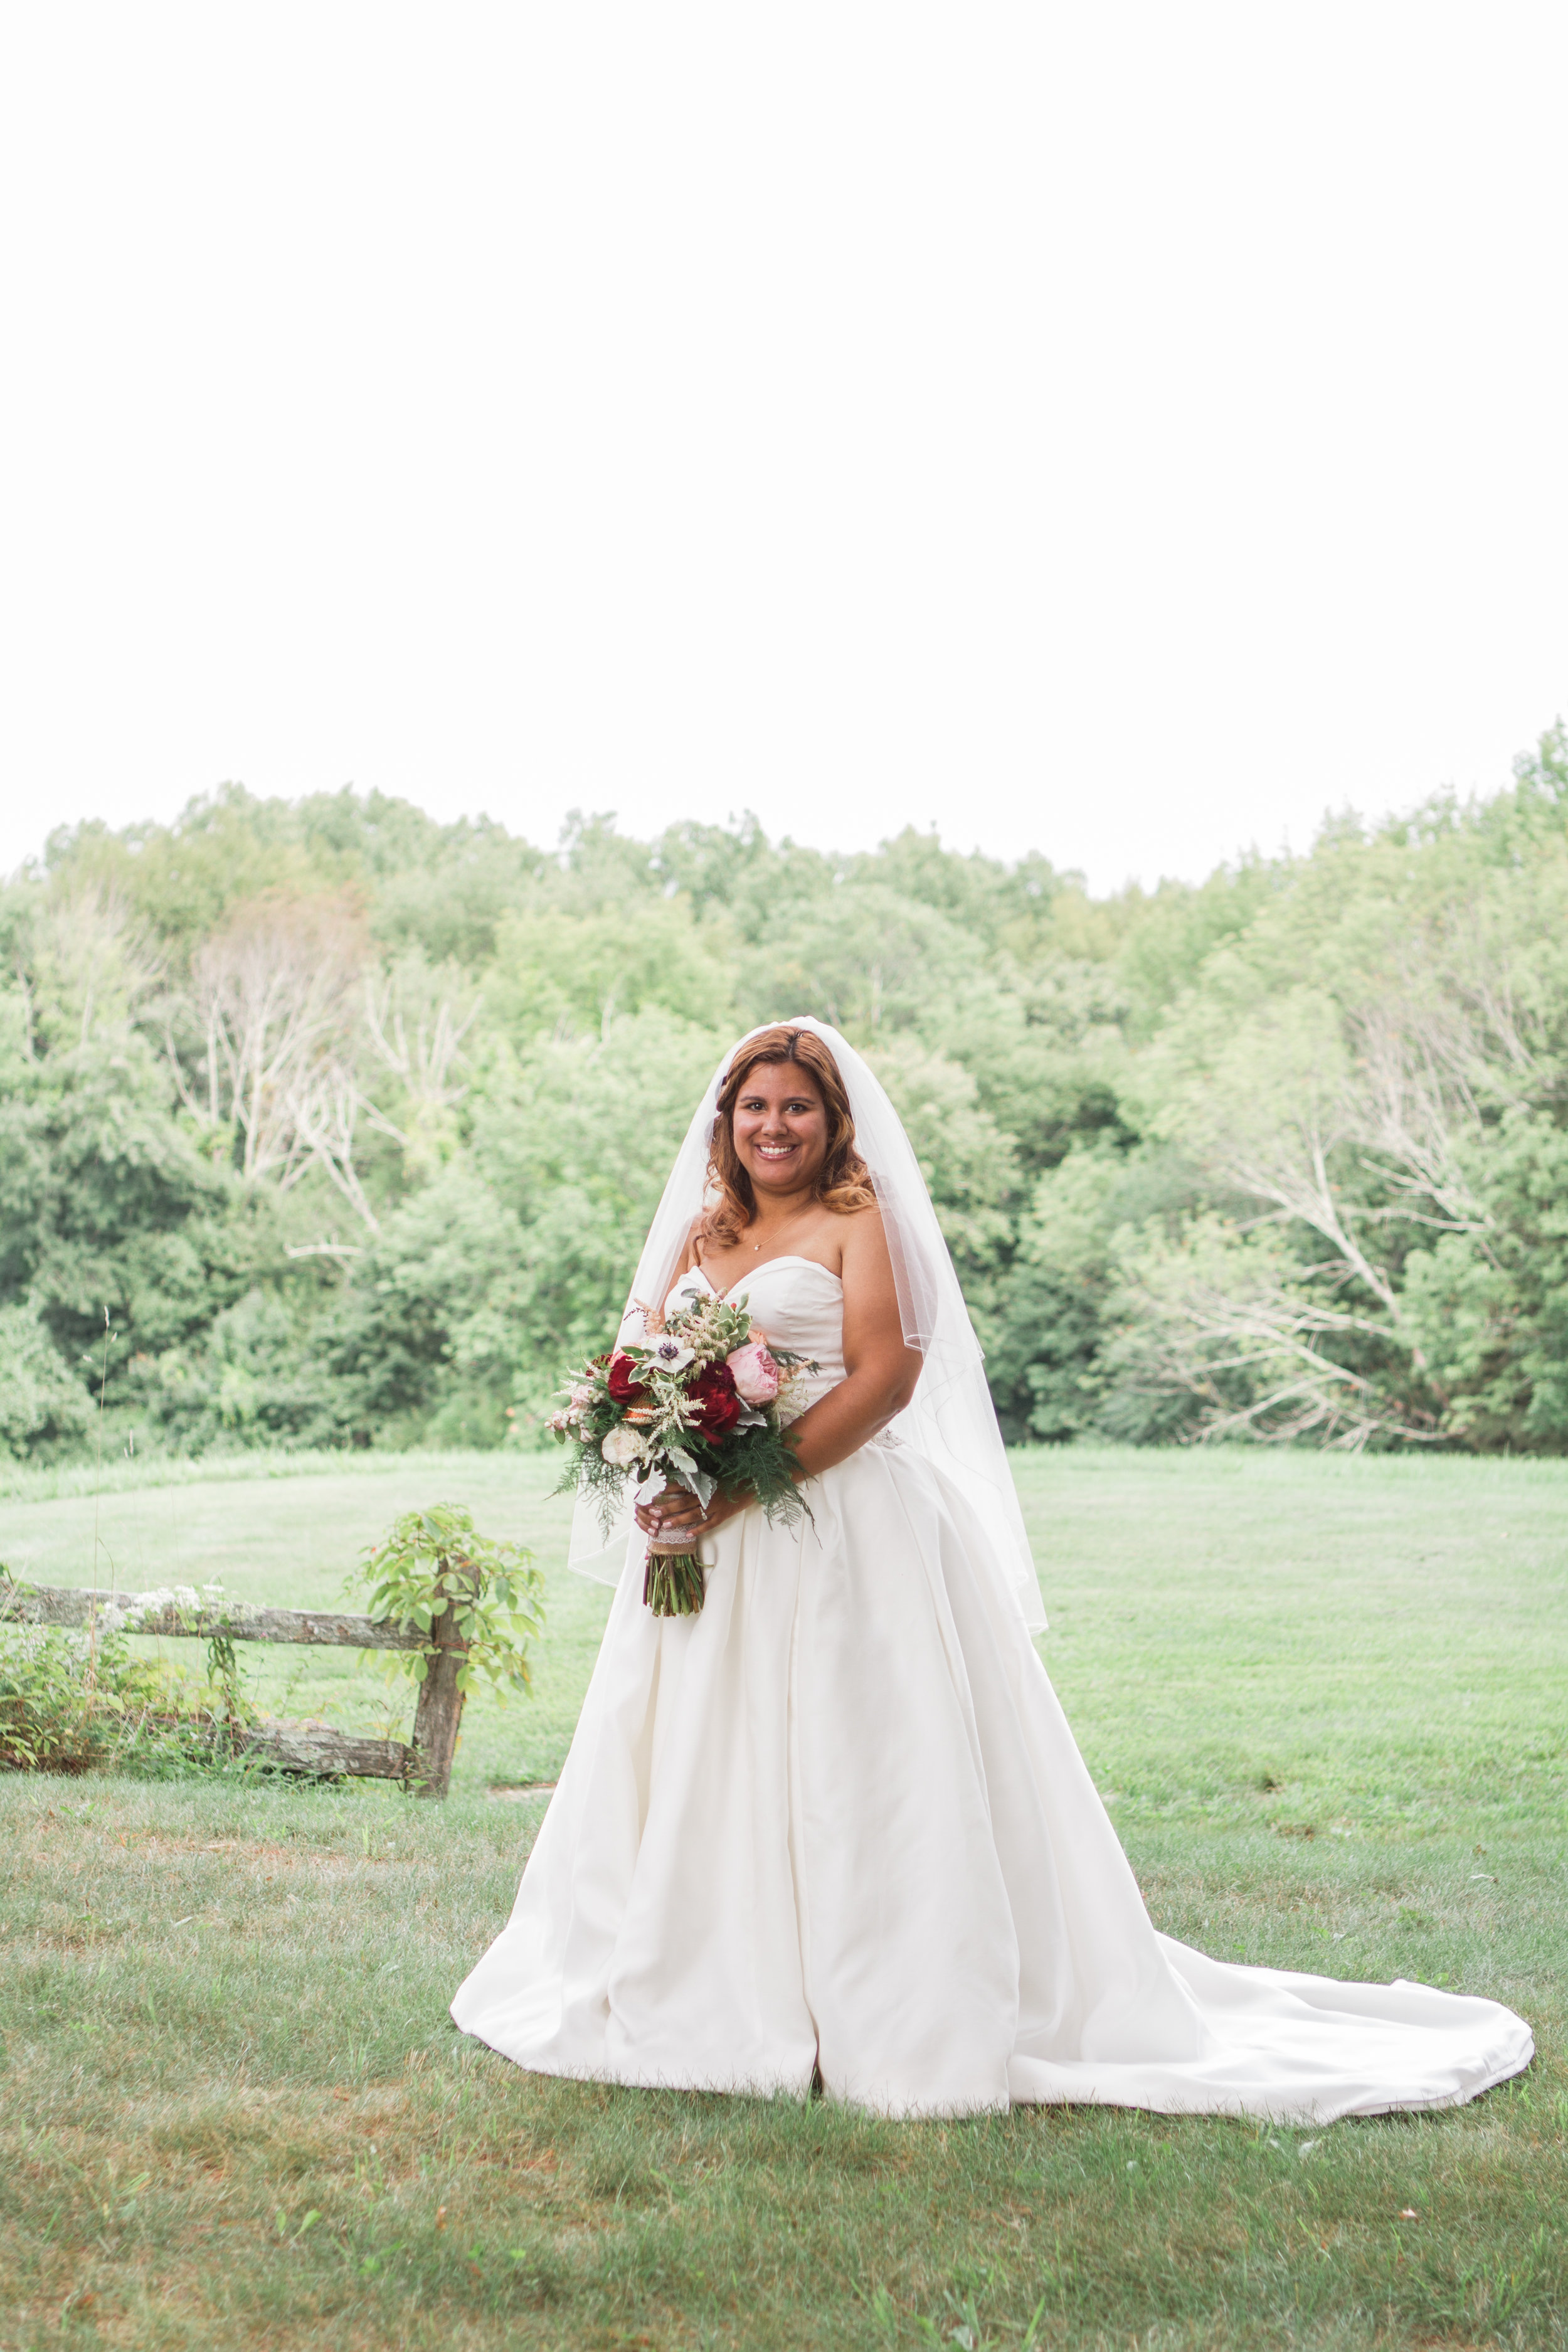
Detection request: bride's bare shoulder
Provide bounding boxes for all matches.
[835,1200,893,1269]
[673,1215,707,1277]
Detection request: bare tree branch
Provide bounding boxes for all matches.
[362,969,480,1113]
[167,893,384,1221]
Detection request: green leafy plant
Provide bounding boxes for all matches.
[0,1619,128,1772]
[0,1572,218,1774]
[201,1625,251,1741]
[356,1505,544,1698]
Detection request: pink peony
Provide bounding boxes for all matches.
[726,1340,781,1406]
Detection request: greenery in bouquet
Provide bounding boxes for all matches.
[549,1286,817,1616]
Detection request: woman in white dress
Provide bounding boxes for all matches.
[451,1019,1532,2121]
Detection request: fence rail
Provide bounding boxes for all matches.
[3,1579,467,1796]
[233,1724,417,1781]
[8,1584,426,1651]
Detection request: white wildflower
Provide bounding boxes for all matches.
[123,1581,231,1629]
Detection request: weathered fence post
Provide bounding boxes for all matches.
[410,1584,472,1800]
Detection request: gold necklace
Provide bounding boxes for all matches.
[752,1203,803,1253]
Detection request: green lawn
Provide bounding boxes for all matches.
[2,1446,1564,2348]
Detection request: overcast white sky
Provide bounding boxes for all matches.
[2,3,1565,895]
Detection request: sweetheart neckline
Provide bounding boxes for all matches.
[679,1254,844,1298]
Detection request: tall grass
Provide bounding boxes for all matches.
[0,1444,538,1509]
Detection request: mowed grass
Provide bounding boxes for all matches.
[1,1445,1565,2349]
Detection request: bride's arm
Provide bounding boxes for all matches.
[670,1217,704,1281]
[637,1210,921,1545]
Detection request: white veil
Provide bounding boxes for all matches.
[566,1016,1046,1635]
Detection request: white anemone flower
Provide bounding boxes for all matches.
[645,1336,696,1375]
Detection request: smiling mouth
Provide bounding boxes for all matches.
[755,1142,798,1160]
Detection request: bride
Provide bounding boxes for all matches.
[452,1018,1532,2120]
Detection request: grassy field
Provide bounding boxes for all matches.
[2,1445,1565,2349]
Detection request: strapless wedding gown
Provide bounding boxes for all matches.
[452,1258,1532,2119]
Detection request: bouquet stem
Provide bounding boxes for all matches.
[643,1546,706,1617]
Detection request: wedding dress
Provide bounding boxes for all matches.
[450,1247,1532,2121]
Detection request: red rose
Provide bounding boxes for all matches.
[606,1352,646,1404]
[688,1361,741,1438]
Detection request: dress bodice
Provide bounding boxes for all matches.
[667,1256,846,1407]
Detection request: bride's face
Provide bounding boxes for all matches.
[732,1061,829,1199]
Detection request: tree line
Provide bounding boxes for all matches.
[3,731,1565,1465]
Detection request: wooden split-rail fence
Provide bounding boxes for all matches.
[7,1582,472,1798]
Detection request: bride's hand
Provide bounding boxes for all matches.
[634,1483,743,1547]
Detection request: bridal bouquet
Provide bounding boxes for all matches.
[549,1286,815,1616]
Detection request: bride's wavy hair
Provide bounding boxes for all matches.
[701,1027,876,1249]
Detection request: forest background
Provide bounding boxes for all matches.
[4,730,1567,1470]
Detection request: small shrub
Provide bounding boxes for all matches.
[358,1504,544,1699]
[0,1617,167,1772]
[0,1576,254,1776]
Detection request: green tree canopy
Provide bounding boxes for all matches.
[6,731,1567,1461]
